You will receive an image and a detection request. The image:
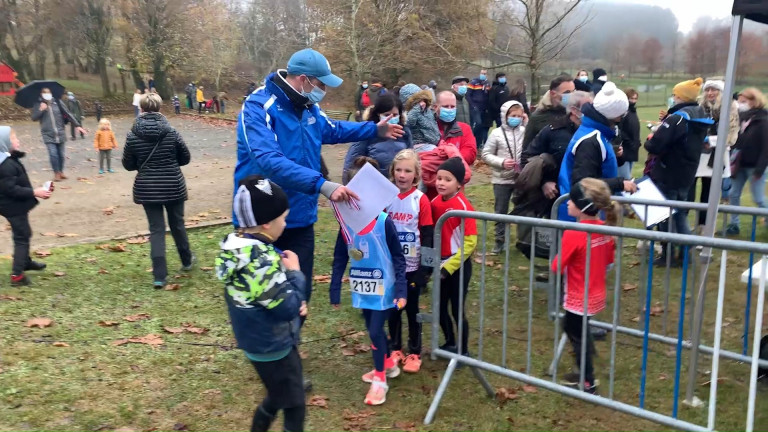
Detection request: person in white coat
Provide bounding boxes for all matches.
[482,99,527,254]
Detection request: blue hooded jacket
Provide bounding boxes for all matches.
[557,104,619,221]
[235,71,379,228]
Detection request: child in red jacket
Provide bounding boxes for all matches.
[551,178,618,394]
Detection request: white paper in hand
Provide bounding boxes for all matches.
[623,177,674,228]
[335,162,399,233]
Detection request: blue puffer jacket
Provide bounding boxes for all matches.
[235,70,379,228]
[558,104,619,221]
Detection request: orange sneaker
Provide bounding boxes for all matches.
[361,365,400,383]
[402,354,422,373]
[364,377,389,405]
[389,350,405,366]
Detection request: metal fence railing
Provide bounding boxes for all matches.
[422,208,768,432]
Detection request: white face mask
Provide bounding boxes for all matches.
[42,93,53,101]
[738,102,751,113]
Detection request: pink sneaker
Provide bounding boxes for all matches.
[364,377,389,405]
[402,354,422,373]
[361,365,400,383]
[389,350,406,366]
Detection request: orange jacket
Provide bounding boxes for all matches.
[94,130,118,150]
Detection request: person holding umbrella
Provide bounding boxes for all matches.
[27,86,86,181]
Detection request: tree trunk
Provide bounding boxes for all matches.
[97,56,111,96]
[120,71,127,94]
[53,47,61,77]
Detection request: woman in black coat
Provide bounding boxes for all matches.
[617,88,640,180]
[0,126,52,286]
[123,93,194,287]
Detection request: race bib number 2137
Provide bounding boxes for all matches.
[349,267,384,296]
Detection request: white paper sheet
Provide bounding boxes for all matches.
[695,136,731,178]
[335,162,399,233]
[741,258,768,284]
[623,177,674,228]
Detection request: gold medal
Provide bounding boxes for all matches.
[349,248,364,261]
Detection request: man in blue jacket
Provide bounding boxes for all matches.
[235,48,403,323]
[467,68,490,150]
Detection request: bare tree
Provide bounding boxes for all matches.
[0,0,49,81]
[65,0,114,95]
[640,37,663,78]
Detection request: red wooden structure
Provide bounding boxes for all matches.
[0,62,22,96]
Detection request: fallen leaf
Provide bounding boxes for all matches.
[96,244,110,250]
[650,303,664,316]
[622,283,638,292]
[522,384,538,393]
[98,320,120,327]
[126,236,148,244]
[41,232,58,237]
[54,271,66,277]
[202,388,221,395]
[52,341,70,347]
[114,218,128,222]
[109,243,127,252]
[495,387,519,406]
[25,317,53,328]
[299,351,309,359]
[34,250,52,257]
[123,313,151,322]
[77,177,90,181]
[628,261,640,268]
[172,423,188,431]
[307,395,328,408]
[98,268,109,274]
[196,212,209,218]
[700,377,727,387]
[0,294,22,301]
[393,421,417,431]
[85,257,98,263]
[59,233,78,237]
[342,276,349,283]
[183,326,207,334]
[164,327,184,334]
[112,334,164,347]
[102,206,115,215]
[200,266,214,271]
[58,185,72,190]
[353,343,371,353]
[341,348,356,356]
[517,266,529,271]
[164,283,181,291]
[631,316,640,322]
[313,274,331,283]
[658,373,668,381]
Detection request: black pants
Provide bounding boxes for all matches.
[274,226,315,323]
[142,201,192,282]
[70,122,83,139]
[563,311,596,383]
[493,184,515,249]
[6,213,32,275]
[440,259,471,353]
[174,106,180,114]
[198,101,204,113]
[250,347,305,432]
[687,177,712,227]
[388,271,423,355]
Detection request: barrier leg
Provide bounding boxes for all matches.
[548,332,568,377]
[470,366,495,397]
[424,358,458,425]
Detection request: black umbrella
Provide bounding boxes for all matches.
[14,80,66,109]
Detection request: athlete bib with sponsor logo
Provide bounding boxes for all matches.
[386,190,423,272]
[347,213,396,311]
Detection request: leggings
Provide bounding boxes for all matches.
[388,271,423,355]
[99,149,112,171]
[563,311,596,383]
[440,259,472,353]
[250,348,305,432]
[363,308,391,372]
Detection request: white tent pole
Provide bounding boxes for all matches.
[684,14,745,407]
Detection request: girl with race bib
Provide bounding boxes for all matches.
[385,150,434,373]
[329,157,407,406]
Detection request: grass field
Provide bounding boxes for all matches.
[1,182,767,431]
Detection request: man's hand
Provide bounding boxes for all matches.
[623,180,638,193]
[542,181,558,199]
[76,127,87,136]
[39,102,48,111]
[376,114,404,140]
[658,110,667,121]
[616,145,624,158]
[34,188,52,199]
[299,301,308,317]
[330,185,360,203]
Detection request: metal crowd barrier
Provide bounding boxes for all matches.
[422,209,768,432]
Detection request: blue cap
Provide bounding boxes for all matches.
[286,49,343,88]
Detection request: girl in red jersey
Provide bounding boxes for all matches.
[431,157,477,356]
[385,149,434,373]
[551,178,619,394]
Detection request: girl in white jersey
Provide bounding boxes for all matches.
[385,149,434,373]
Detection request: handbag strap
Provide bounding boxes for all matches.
[500,128,518,166]
[139,131,169,172]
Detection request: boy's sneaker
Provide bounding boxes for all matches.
[583,380,598,394]
[362,365,400,383]
[402,354,422,373]
[180,253,197,272]
[561,372,600,388]
[108,169,115,173]
[153,279,166,289]
[364,377,389,406]
[99,170,105,174]
[389,350,405,366]
[11,274,30,286]
[25,261,47,271]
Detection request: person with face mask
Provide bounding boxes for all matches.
[31,88,86,182]
[724,88,768,236]
[355,80,369,121]
[65,92,84,140]
[574,69,592,93]
[235,50,404,391]
[645,77,713,265]
[467,69,491,151]
[523,74,575,149]
[450,76,471,125]
[342,93,412,182]
[489,73,510,128]
[558,81,638,222]
[363,76,387,112]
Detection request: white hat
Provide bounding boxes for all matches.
[593,82,628,120]
[703,80,725,92]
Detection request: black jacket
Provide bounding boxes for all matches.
[521,114,577,182]
[574,79,592,93]
[734,108,768,174]
[122,112,191,204]
[523,105,566,149]
[488,82,510,121]
[0,152,38,217]
[645,102,712,191]
[619,104,641,162]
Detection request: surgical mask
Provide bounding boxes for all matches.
[42,93,52,101]
[438,107,456,123]
[498,77,507,84]
[507,117,522,128]
[479,74,487,81]
[668,97,675,108]
[738,102,751,113]
[362,84,368,89]
[578,76,588,83]
[380,114,400,125]
[301,78,326,104]
[456,85,467,96]
[560,92,571,107]
[68,95,74,100]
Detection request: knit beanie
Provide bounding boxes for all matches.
[673,77,704,103]
[703,79,724,92]
[399,83,421,105]
[593,82,629,120]
[593,68,607,82]
[437,157,466,185]
[233,175,289,228]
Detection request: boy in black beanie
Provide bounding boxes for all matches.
[430,157,477,355]
[216,175,308,432]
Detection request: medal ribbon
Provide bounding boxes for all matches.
[330,199,361,246]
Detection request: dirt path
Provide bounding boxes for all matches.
[0,114,488,255]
